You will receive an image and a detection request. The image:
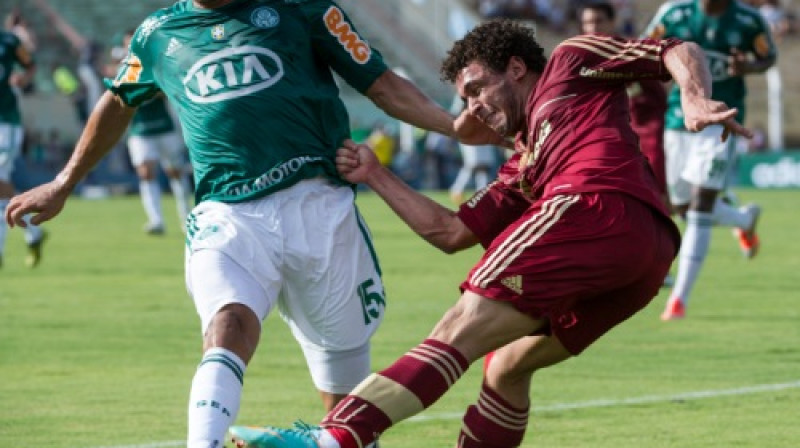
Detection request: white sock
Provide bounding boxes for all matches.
[169,177,191,226]
[22,214,44,245]
[139,180,163,226]
[0,199,8,257]
[187,347,246,448]
[712,197,750,228]
[318,429,343,448]
[670,211,713,305]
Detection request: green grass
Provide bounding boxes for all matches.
[1,189,799,447]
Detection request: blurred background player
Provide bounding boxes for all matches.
[0,28,46,268]
[579,1,670,209]
[113,30,191,235]
[32,0,105,126]
[645,0,777,320]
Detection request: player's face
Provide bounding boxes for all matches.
[455,61,522,137]
[580,8,615,35]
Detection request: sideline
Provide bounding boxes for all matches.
[89,379,800,448]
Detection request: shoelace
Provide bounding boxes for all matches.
[287,420,321,442]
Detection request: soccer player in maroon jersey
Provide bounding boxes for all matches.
[230,19,752,448]
[579,1,670,209]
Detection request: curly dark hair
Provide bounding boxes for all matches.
[440,19,547,83]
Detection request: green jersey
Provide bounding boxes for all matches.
[0,31,30,125]
[644,0,777,129]
[107,0,388,203]
[129,95,177,136]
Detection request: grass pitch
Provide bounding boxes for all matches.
[1,189,798,447]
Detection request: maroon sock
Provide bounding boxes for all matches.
[457,382,529,447]
[322,339,469,448]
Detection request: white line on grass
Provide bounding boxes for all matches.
[409,379,800,422]
[89,379,800,448]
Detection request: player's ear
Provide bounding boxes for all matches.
[507,56,528,81]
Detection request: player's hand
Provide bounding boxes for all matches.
[681,96,753,142]
[335,139,381,184]
[5,180,72,228]
[453,110,509,147]
[727,48,749,77]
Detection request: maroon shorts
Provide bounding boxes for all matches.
[461,192,678,355]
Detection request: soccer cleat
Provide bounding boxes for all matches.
[144,222,165,236]
[733,204,761,259]
[660,298,685,321]
[229,422,321,448]
[25,232,47,268]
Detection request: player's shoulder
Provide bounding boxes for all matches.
[730,0,771,29]
[555,34,625,58]
[653,0,695,23]
[130,1,189,49]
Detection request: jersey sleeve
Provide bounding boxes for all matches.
[555,34,682,84]
[749,12,778,61]
[6,33,34,68]
[456,181,530,249]
[303,0,389,93]
[104,17,162,107]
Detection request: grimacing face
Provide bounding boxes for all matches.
[455,61,521,138]
[580,8,615,35]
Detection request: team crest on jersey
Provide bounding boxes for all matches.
[251,7,280,29]
[323,6,370,64]
[211,24,226,41]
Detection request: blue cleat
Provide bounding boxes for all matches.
[229,422,321,448]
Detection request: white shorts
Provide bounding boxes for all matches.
[184,178,385,393]
[127,131,185,170]
[0,123,23,182]
[664,125,737,206]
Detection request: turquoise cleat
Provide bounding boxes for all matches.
[229,422,321,448]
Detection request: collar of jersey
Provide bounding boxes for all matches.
[187,0,250,13]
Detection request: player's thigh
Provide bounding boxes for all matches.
[127,134,159,166]
[664,129,691,205]
[276,180,385,391]
[463,193,677,355]
[682,125,737,192]
[155,131,186,171]
[279,181,385,351]
[0,123,23,182]
[185,200,282,335]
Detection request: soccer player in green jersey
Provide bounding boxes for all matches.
[0,29,46,268]
[4,1,494,447]
[644,0,777,320]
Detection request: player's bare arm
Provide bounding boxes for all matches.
[336,139,479,253]
[9,45,36,89]
[5,91,136,228]
[664,41,752,141]
[365,70,503,146]
[727,48,775,77]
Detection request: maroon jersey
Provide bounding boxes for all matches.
[504,35,680,216]
[628,79,668,193]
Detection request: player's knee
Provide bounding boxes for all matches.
[204,304,261,361]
